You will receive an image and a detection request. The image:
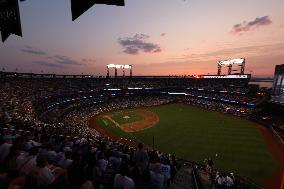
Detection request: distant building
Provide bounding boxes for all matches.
[271,64,284,104]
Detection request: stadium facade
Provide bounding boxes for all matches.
[0,69,281,189]
[271,64,284,104]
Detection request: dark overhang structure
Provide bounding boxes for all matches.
[71,0,125,21]
[0,0,125,42]
[0,0,22,42]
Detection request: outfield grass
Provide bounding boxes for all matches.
[96,103,278,184]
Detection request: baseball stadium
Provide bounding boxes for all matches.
[1,1,284,189]
[1,58,284,189]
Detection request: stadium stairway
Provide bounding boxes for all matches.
[169,162,194,189]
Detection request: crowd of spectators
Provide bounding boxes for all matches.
[61,96,173,131]
[214,171,235,188]
[183,97,253,117]
[184,88,258,106]
[0,77,265,189]
[0,82,178,189]
[0,121,179,189]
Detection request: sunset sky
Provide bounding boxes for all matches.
[0,0,284,76]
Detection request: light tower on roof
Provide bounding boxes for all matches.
[106,64,133,78]
[217,58,245,75]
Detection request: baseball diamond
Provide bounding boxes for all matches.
[103,110,159,132]
[93,103,280,185]
[2,73,284,189]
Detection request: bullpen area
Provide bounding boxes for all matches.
[93,103,280,185]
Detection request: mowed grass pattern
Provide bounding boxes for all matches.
[97,104,278,183]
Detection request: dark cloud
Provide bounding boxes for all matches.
[181,42,284,62]
[33,55,82,68]
[124,47,139,55]
[18,45,82,68]
[82,58,96,63]
[52,55,81,65]
[21,46,47,55]
[160,33,166,37]
[32,55,81,68]
[118,34,161,55]
[33,61,64,68]
[232,16,272,34]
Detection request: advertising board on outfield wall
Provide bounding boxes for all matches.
[202,75,249,79]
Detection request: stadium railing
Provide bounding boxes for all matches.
[182,160,265,189]
[281,171,284,189]
[270,126,284,148]
[192,163,203,189]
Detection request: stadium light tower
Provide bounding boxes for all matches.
[217,58,245,75]
[107,64,132,78]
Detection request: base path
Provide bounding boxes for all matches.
[104,110,159,132]
[89,116,138,147]
[88,110,158,148]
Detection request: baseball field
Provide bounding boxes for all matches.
[92,103,281,185]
